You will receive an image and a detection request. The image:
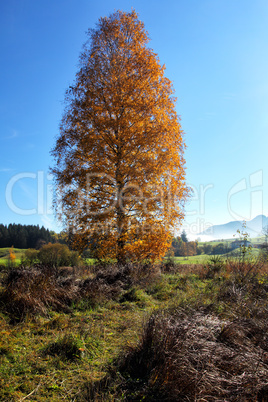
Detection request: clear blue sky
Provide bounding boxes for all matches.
[1,0,267,238]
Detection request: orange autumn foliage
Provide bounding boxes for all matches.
[51,10,189,263]
[9,246,16,264]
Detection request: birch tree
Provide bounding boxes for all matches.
[51,10,188,263]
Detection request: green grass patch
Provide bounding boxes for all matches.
[0,248,27,267]
[172,254,209,264]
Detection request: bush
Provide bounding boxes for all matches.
[204,255,225,279]
[226,258,262,284]
[21,243,81,268]
[37,243,80,268]
[161,256,178,273]
[22,248,39,266]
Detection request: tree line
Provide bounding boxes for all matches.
[0,224,61,249]
[171,231,231,257]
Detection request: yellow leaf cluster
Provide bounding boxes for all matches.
[9,246,16,262]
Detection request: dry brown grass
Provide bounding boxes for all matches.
[226,258,262,283]
[0,266,79,321]
[0,262,160,322]
[260,262,268,275]
[90,308,268,401]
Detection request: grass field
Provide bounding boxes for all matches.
[171,246,260,264]
[0,256,268,400]
[0,248,26,266]
[173,254,209,264]
[0,236,263,266]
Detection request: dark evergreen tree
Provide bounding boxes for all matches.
[0,224,55,248]
[181,230,188,243]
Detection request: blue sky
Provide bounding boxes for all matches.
[1,0,267,238]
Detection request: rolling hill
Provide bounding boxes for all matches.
[198,215,268,240]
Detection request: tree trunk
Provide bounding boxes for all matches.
[115,140,127,265]
[116,201,127,264]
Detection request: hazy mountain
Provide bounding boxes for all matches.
[198,215,268,240]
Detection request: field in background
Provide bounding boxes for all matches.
[173,254,208,264]
[0,233,265,267]
[0,248,26,266]
[172,247,261,264]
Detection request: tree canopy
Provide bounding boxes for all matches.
[51,10,188,263]
[0,224,52,249]
[181,230,188,243]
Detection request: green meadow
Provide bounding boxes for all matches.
[0,243,268,401]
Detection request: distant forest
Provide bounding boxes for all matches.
[0,224,56,249]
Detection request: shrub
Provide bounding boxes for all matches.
[7,246,16,268]
[21,243,81,268]
[161,255,178,273]
[217,272,268,319]
[22,248,39,266]
[204,255,225,279]
[38,243,80,268]
[226,258,262,285]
